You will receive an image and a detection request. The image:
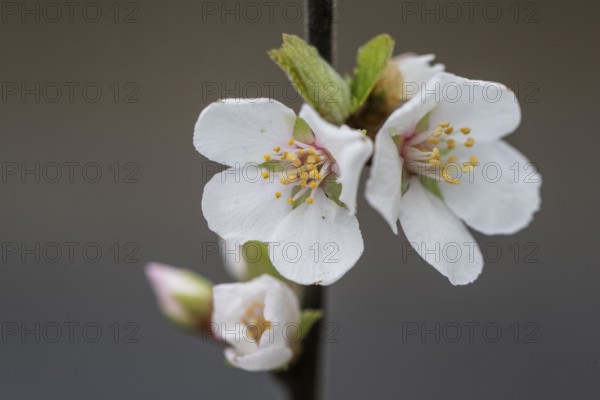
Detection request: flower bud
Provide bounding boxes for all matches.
[145,262,213,329]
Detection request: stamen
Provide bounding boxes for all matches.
[273,146,280,152]
[275,192,282,199]
[444,127,454,135]
[460,127,471,135]
[288,139,295,145]
[447,139,455,150]
[261,171,269,179]
[465,137,475,148]
[306,197,314,204]
[263,154,271,162]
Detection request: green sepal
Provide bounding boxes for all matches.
[290,186,312,209]
[401,166,409,195]
[241,241,283,280]
[415,111,431,133]
[419,175,443,200]
[293,116,315,143]
[349,34,395,114]
[260,160,288,173]
[299,309,323,340]
[321,176,346,208]
[269,34,352,125]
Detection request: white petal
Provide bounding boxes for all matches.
[365,129,403,234]
[426,73,521,142]
[268,190,364,285]
[299,104,373,214]
[400,176,483,285]
[439,140,542,235]
[225,345,292,372]
[201,165,294,243]
[395,53,445,95]
[377,90,437,139]
[194,98,296,166]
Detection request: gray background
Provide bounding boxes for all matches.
[1,0,598,398]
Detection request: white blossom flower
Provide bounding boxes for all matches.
[195,99,373,285]
[212,274,301,372]
[366,72,541,285]
[145,262,213,326]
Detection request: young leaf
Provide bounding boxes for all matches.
[349,34,395,113]
[269,34,352,125]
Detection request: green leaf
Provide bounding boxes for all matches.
[349,34,395,114]
[299,309,323,340]
[269,34,352,125]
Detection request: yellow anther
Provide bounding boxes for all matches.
[448,156,458,163]
[287,152,298,161]
[460,127,471,135]
[308,170,318,180]
[309,181,317,189]
[431,147,440,157]
[465,138,475,148]
[428,138,440,145]
[469,156,479,165]
[273,146,280,152]
[306,155,317,164]
[318,173,323,180]
[300,172,309,181]
[445,127,454,135]
[263,154,271,162]
[447,139,455,150]
[287,198,294,204]
[261,171,269,179]
[307,164,316,171]
[298,149,305,155]
[275,192,282,199]
[429,159,440,165]
[300,180,307,188]
[306,197,314,204]
[308,147,316,155]
[433,129,443,138]
[280,176,290,185]
[442,171,460,185]
[281,152,288,160]
[438,122,450,128]
[288,139,295,145]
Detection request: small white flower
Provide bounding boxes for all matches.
[212,274,301,372]
[145,262,213,326]
[366,72,541,285]
[195,99,373,285]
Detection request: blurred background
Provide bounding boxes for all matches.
[1,0,598,398]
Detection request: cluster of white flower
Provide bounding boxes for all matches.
[146,34,541,372]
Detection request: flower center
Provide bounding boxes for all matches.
[261,139,334,205]
[402,121,478,185]
[240,300,272,343]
